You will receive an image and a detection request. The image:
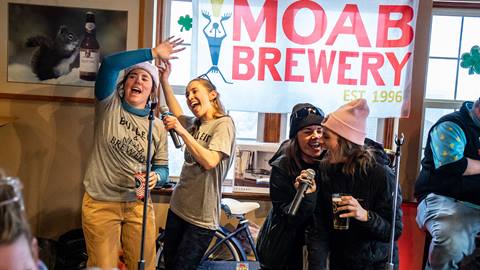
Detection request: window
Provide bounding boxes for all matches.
[422,7,480,155]
[162,0,259,177]
[228,111,258,140]
[162,0,381,177]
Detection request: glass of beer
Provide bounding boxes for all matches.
[332,193,350,230]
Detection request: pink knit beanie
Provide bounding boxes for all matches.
[322,99,369,145]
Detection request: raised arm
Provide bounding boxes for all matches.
[158,59,184,117]
[95,37,184,101]
[95,49,153,101]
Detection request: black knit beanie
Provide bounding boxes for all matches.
[289,103,325,139]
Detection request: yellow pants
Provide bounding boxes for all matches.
[82,192,156,270]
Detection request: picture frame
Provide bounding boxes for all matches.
[0,0,140,101]
[233,142,278,194]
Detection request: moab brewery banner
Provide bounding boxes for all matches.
[192,0,418,117]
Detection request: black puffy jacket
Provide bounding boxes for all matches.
[309,161,403,270]
[256,143,320,270]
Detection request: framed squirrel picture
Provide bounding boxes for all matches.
[0,0,140,100]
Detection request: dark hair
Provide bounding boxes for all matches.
[321,131,375,176]
[279,137,321,176]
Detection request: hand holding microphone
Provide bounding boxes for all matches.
[160,106,182,148]
[288,169,316,216]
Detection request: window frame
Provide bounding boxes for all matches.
[422,5,480,151]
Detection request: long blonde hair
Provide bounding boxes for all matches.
[188,77,227,132]
[188,77,225,117]
[0,176,31,246]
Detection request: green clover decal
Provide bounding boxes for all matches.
[178,15,193,32]
[460,45,480,75]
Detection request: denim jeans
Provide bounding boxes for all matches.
[416,193,480,270]
[163,209,215,270]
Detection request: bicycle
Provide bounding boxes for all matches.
[155,198,260,269]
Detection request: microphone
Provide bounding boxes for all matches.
[160,106,182,148]
[149,93,158,109]
[287,168,316,216]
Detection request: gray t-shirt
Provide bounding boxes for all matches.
[170,116,236,229]
[83,93,168,201]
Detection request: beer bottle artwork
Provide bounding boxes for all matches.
[79,11,100,81]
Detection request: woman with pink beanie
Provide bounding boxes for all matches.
[307,99,403,270]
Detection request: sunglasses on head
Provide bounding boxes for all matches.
[196,74,217,90]
[0,177,24,210]
[291,106,325,121]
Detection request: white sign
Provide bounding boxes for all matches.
[193,0,419,117]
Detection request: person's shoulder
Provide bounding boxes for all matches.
[270,153,289,168]
[268,140,290,166]
[364,138,390,166]
[212,115,235,131]
[434,121,463,133]
[215,115,235,125]
[178,115,195,128]
[368,162,395,182]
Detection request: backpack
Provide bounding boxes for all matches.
[54,228,87,270]
[256,209,296,270]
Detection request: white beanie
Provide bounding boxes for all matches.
[125,61,159,90]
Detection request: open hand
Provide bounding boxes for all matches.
[162,114,187,136]
[153,36,185,60]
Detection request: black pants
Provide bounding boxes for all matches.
[163,209,215,270]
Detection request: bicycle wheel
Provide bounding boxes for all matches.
[203,230,246,262]
[155,229,246,269]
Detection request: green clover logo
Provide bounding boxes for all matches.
[460,45,480,75]
[178,15,193,32]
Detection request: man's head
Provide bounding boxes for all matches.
[0,175,39,270]
[474,97,480,117]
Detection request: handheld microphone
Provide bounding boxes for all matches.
[287,168,315,216]
[160,106,182,148]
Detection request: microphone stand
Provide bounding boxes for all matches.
[386,133,404,270]
[138,98,157,270]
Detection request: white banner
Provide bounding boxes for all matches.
[193,0,419,117]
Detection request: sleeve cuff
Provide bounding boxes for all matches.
[437,156,468,175]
